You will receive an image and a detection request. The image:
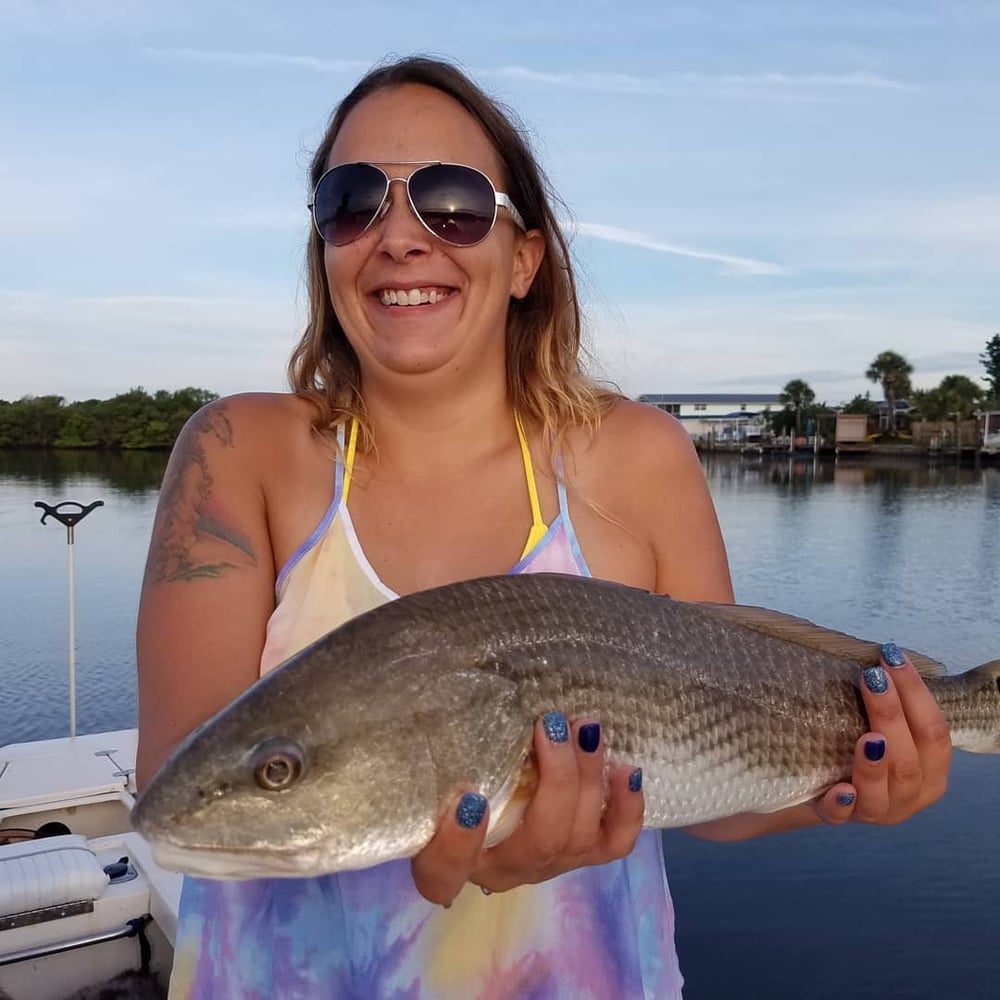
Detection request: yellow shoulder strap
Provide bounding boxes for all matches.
[515,413,548,559]
[342,419,359,505]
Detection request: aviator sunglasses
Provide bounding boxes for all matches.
[309,161,527,248]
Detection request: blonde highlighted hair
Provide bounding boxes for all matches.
[288,55,621,450]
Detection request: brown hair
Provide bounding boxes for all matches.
[287,55,621,450]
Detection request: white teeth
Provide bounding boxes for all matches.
[378,287,451,307]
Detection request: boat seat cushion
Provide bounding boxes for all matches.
[0,834,108,917]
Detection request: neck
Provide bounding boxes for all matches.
[358,369,518,476]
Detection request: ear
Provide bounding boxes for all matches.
[509,229,546,300]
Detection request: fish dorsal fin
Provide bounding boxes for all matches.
[692,602,948,678]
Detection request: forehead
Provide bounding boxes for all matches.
[328,83,505,180]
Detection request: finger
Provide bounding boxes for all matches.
[810,783,858,826]
[411,790,489,906]
[859,663,922,806]
[512,712,582,863]
[594,765,645,860]
[878,642,952,797]
[470,712,582,892]
[563,720,606,856]
[850,732,890,822]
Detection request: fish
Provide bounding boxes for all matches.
[132,573,1000,880]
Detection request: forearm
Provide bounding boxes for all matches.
[684,802,823,843]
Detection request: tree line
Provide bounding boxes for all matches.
[0,387,218,450]
[774,334,1000,436]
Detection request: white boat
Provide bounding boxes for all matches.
[983,410,1000,456]
[0,728,179,999]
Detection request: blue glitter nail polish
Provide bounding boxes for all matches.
[863,666,889,694]
[836,791,856,807]
[578,723,601,753]
[542,711,569,743]
[864,738,886,762]
[881,642,906,668]
[629,768,643,793]
[456,792,487,829]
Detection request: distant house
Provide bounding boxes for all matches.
[873,399,914,432]
[637,392,783,443]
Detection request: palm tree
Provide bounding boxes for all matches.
[779,379,815,434]
[865,351,914,435]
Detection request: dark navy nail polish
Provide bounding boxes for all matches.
[456,792,487,829]
[881,642,906,668]
[629,768,643,793]
[543,711,569,744]
[578,723,601,753]
[864,738,887,762]
[863,666,889,694]
[836,791,856,807]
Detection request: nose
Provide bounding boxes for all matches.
[374,177,433,260]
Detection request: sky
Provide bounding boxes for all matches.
[2,0,998,406]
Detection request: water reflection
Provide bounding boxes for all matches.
[0,449,169,494]
[701,453,993,495]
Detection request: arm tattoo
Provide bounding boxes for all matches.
[145,404,258,584]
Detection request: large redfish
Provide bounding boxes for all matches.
[132,573,1000,879]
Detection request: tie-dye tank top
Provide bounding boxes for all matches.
[168,419,684,999]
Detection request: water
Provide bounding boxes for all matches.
[1,450,998,998]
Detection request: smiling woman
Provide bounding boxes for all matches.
[134,55,953,1000]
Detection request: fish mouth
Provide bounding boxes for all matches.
[149,839,316,881]
[146,835,409,880]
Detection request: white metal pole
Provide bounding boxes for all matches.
[67,527,77,738]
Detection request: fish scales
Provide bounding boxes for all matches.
[133,573,1000,880]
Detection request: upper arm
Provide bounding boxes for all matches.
[135,397,277,789]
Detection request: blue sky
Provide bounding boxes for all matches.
[2,0,998,405]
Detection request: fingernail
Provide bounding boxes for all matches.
[629,767,643,793]
[863,666,889,694]
[578,722,601,754]
[864,738,886,762]
[542,711,569,744]
[881,642,906,668]
[456,792,487,829]
[836,791,856,807]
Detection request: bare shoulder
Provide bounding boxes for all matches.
[566,400,733,601]
[169,392,323,480]
[181,391,318,443]
[567,399,703,498]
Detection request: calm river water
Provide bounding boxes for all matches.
[1,449,998,998]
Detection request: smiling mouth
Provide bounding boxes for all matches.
[377,286,454,307]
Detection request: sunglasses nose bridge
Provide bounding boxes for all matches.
[369,175,404,224]
[373,175,435,252]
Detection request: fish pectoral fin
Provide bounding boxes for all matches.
[483,754,538,848]
[692,602,948,678]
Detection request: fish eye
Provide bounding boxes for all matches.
[249,738,306,791]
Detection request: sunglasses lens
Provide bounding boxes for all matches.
[312,163,387,246]
[408,164,497,246]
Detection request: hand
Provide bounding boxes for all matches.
[410,713,645,907]
[812,643,952,826]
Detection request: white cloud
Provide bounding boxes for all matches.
[488,65,914,99]
[575,222,790,276]
[140,46,372,73]
[0,291,300,401]
[588,299,993,403]
[137,48,913,101]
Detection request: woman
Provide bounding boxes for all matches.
[136,56,952,999]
